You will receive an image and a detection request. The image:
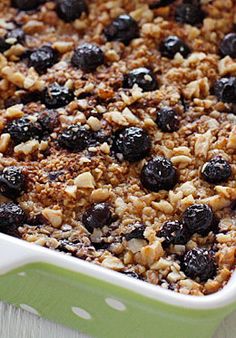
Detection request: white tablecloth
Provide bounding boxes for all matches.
[0,302,235,338]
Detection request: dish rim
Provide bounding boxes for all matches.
[0,233,235,311]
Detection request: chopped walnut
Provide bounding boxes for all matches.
[90,188,110,202]
[0,133,10,153]
[101,256,124,271]
[42,208,63,228]
[5,104,24,119]
[194,130,212,158]
[74,171,95,189]
[183,78,209,99]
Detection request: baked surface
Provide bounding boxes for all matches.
[0,0,235,295]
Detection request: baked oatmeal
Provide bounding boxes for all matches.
[0,0,235,296]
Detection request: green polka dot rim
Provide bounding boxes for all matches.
[0,235,235,338]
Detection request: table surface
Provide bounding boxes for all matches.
[0,302,235,338]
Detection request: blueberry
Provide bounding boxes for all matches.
[231,200,236,210]
[56,0,88,22]
[0,28,25,53]
[124,224,145,241]
[0,167,27,199]
[182,204,214,235]
[104,14,139,45]
[175,4,204,26]
[113,127,151,162]
[20,91,42,105]
[219,33,236,58]
[3,117,43,145]
[71,43,104,72]
[149,0,175,9]
[141,156,177,192]
[121,271,142,279]
[123,67,158,92]
[43,83,74,108]
[91,241,110,250]
[0,38,11,53]
[11,0,42,10]
[82,203,112,232]
[181,248,216,282]
[58,125,94,152]
[156,107,179,132]
[0,202,25,234]
[29,46,58,74]
[159,36,191,59]
[26,213,46,226]
[6,28,25,44]
[214,77,236,104]
[157,220,190,248]
[57,239,79,255]
[48,170,64,181]
[37,110,59,135]
[201,156,232,184]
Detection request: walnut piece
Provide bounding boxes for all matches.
[5,104,24,119]
[74,171,95,189]
[0,133,11,153]
[42,208,63,228]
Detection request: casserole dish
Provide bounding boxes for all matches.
[0,232,235,338]
[0,1,236,337]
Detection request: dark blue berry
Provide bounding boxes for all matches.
[220,33,236,58]
[91,241,110,250]
[104,14,139,45]
[0,28,25,53]
[71,43,104,72]
[0,167,27,199]
[156,107,179,132]
[0,38,10,53]
[113,127,151,162]
[141,156,177,192]
[29,46,58,74]
[157,221,190,248]
[121,271,142,279]
[231,200,236,210]
[0,202,25,233]
[201,156,232,184]
[20,91,42,105]
[58,125,94,152]
[26,213,46,226]
[37,110,59,135]
[48,170,64,181]
[4,117,43,145]
[56,0,88,22]
[175,4,204,26]
[181,248,216,282]
[11,0,42,10]
[123,67,158,92]
[214,77,236,103]
[160,36,191,59]
[182,204,214,235]
[149,0,175,9]
[58,239,77,254]
[124,224,145,241]
[43,83,74,108]
[6,28,25,44]
[82,203,112,232]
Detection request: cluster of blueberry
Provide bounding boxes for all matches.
[73,201,217,282]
